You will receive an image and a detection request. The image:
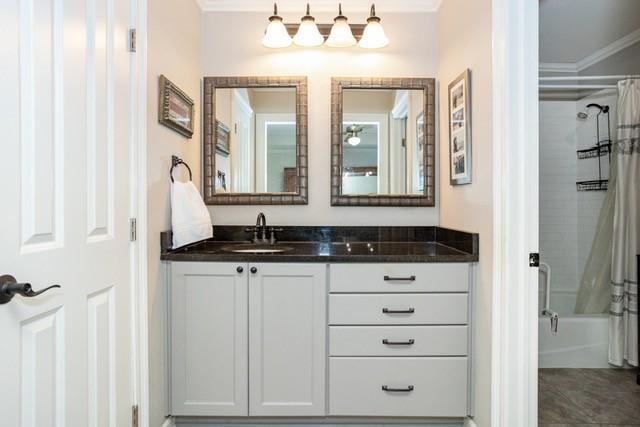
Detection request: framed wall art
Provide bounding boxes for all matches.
[215,121,230,156]
[158,75,194,138]
[448,69,472,185]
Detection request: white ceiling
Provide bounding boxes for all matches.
[199,0,442,13]
[539,0,640,63]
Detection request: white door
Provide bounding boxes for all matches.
[0,0,135,426]
[232,90,254,192]
[170,262,248,416]
[248,263,327,416]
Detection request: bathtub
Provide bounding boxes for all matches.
[538,314,610,368]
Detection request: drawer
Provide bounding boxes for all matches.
[330,326,468,356]
[329,293,468,325]
[330,263,469,293]
[329,357,468,417]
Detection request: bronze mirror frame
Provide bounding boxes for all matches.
[331,77,436,207]
[202,76,308,205]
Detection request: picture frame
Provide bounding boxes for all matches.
[158,75,194,138]
[215,121,230,156]
[448,69,472,185]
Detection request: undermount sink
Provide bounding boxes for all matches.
[222,244,293,254]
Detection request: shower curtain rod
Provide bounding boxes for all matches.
[539,75,640,81]
[539,84,617,90]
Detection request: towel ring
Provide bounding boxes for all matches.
[170,155,192,183]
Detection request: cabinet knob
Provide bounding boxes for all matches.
[237,266,244,273]
[250,267,258,274]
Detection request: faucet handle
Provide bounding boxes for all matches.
[268,227,283,245]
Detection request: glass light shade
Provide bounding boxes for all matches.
[293,17,324,47]
[347,136,361,146]
[359,19,389,49]
[326,17,356,47]
[262,17,292,48]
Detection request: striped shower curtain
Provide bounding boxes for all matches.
[609,79,639,367]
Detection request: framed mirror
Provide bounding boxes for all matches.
[331,78,436,206]
[203,76,308,204]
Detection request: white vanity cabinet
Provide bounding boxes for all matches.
[169,261,473,419]
[170,262,248,416]
[170,262,327,417]
[248,263,327,415]
[328,263,472,417]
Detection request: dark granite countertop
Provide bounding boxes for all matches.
[161,226,479,263]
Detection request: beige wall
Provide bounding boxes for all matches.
[202,11,440,225]
[147,0,202,425]
[437,1,494,426]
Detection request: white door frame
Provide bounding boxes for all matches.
[132,0,150,426]
[491,0,539,426]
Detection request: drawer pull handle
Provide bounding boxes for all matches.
[383,275,416,281]
[382,385,414,392]
[382,338,415,345]
[382,307,415,314]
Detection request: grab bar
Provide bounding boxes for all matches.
[539,261,552,313]
[539,262,559,334]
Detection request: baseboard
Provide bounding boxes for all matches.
[162,416,175,427]
[173,418,463,427]
[464,417,478,427]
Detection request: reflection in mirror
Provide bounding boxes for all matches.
[341,89,425,196]
[214,87,296,193]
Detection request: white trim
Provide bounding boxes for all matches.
[540,28,640,74]
[200,0,442,12]
[161,416,175,427]
[132,0,149,426]
[576,27,640,72]
[538,62,578,74]
[492,0,539,426]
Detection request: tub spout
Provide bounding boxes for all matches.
[542,308,559,334]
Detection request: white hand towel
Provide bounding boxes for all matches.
[171,180,213,249]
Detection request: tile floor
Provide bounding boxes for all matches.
[539,368,640,427]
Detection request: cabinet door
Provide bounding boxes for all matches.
[170,262,248,416]
[249,263,327,416]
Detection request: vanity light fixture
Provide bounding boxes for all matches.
[293,3,324,47]
[261,3,389,49]
[359,4,389,49]
[326,4,357,48]
[262,3,293,48]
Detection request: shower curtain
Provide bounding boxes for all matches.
[609,79,639,367]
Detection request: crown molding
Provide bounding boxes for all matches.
[575,27,640,72]
[540,28,640,74]
[538,62,578,73]
[200,0,442,13]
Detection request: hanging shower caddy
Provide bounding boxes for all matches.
[576,103,611,191]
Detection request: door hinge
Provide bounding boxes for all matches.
[132,405,139,427]
[130,218,137,242]
[529,252,540,267]
[129,28,137,52]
